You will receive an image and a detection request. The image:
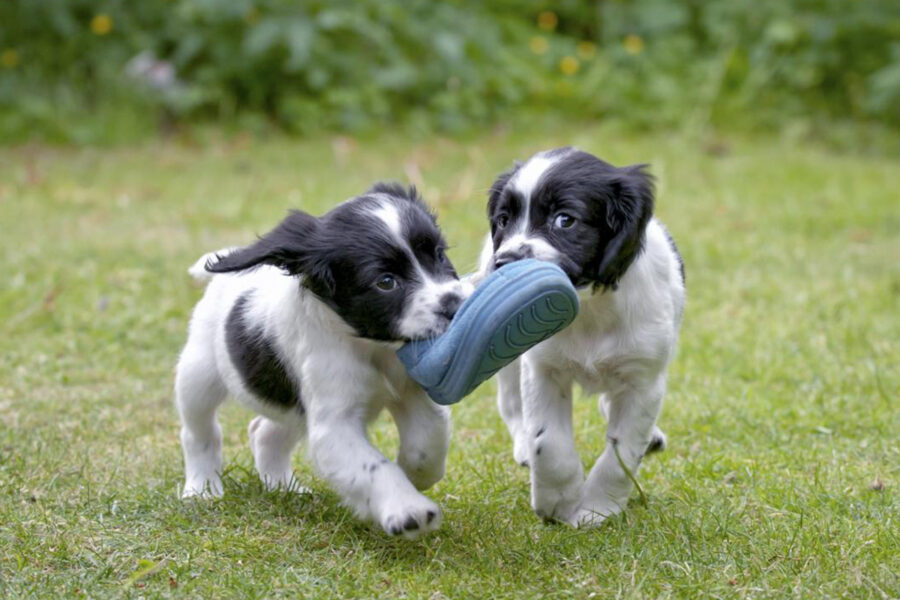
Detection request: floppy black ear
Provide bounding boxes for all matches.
[595,164,655,290]
[205,210,334,293]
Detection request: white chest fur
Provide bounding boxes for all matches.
[527,219,684,393]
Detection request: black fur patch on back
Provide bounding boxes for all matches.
[225,292,303,411]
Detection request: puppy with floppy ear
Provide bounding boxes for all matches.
[479,148,685,527]
[206,210,339,300]
[175,184,465,539]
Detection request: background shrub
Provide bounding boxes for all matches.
[1,0,898,142]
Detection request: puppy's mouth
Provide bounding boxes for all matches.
[492,254,586,288]
[401,315,453,342]
[422,316,454,340]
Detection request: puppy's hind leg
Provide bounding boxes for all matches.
[248,415,308,493]
[175,346,227,498]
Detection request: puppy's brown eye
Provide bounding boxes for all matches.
[553,213,576,229]
[496,214,510,229]
[375,275,398,291]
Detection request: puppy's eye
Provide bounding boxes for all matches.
[435,247,448,263]
[496,213,510,229]
[375,275,398,291]
[553,213,576,229]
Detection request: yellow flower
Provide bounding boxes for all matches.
[577,41,596,61]
[529,36,549,55]
[559,56,579,76]
[537,11,558,31]
[1,49,18,69]
[91,14,113,36]
[623,34,644,55]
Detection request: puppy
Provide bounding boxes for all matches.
[478,148,685,527]
[174,183,465,539]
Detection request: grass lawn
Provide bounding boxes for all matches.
[1,125,898,599]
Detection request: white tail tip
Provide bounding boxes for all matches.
[187,247,237,282]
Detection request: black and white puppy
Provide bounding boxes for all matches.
[478,148,685,527]
[174,183,465,539]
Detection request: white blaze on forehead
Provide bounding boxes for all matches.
[369,198,434,284]
[511,154,560,197]
[368,196,460,339]
[371,200,403,241]
[509,152,564,234]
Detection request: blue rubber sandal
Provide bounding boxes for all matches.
[397,259,579,405]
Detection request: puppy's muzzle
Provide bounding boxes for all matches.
[438,292,463,321]
[492,247,534,270]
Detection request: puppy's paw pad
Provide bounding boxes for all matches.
[381,500,441,540]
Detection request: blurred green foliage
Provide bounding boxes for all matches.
[1,0,898,143]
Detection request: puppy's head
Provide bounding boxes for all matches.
[487,147,654,290]
[207,183,464,341]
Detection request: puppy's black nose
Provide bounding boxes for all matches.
[493,251,525,270]
[438,293,463,320]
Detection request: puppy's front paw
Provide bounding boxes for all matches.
[531,475,582,523]
[567,495,627,528]
[379,496,442,540]
[182,475,224,499]
[260,474,311,495]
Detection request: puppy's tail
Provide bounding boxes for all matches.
[187,247,238,282]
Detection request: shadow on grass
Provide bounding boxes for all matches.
[154,461,654,571]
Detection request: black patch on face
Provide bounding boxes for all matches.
[487,163,522,244]
[225,292,303,410]
[207,183,459,342]
[488,149,654,290]
[322,189,458,341]
[406,209,458,281]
